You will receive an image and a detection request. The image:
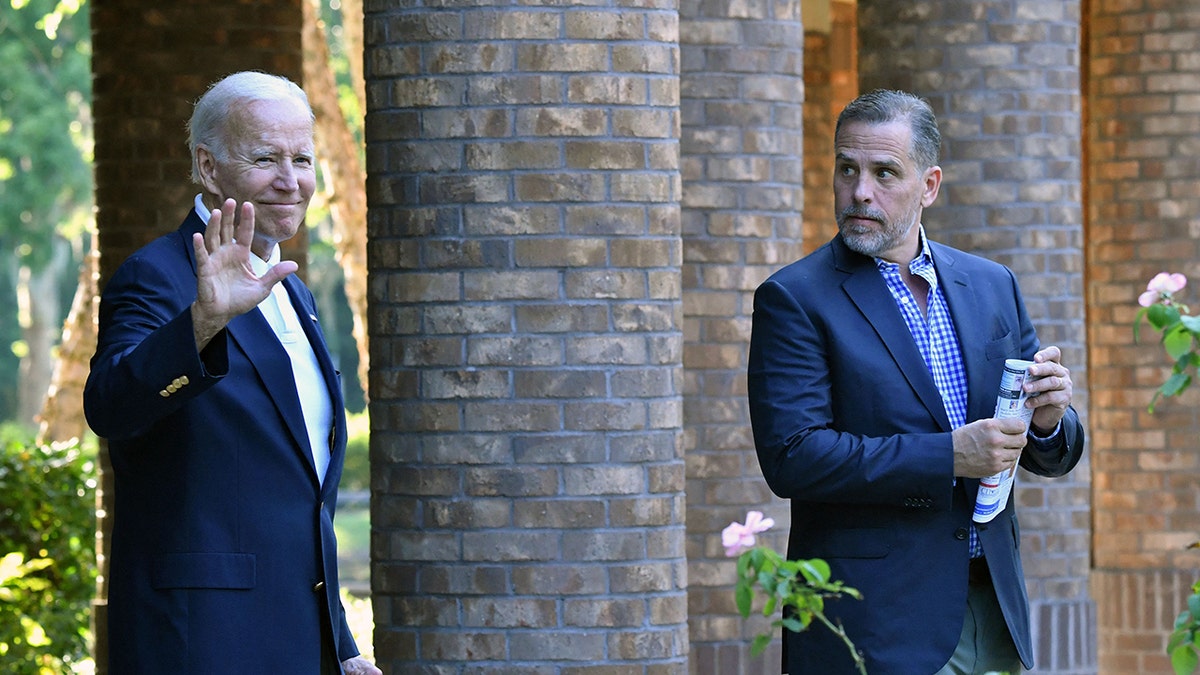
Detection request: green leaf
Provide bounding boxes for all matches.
[750,633,772,657]
[1189,593,1200,620]
[763,593,778,616]
[1162,373,1193,398]
[1164,325,1195,361]
[781,616,808,633]
[1149,303,1182,331]
[735,581,753,618]
[1171,643,1200,675]
[797,558,831,584]
[736,551,751,579]
[1181,314,1200,333]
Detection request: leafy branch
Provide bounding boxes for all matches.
[723,511,865,673]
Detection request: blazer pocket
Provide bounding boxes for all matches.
[151,552,256,590]
[803,528,891,559]
[984,330,1017,362]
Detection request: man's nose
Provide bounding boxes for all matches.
[852,175,873,203]
[274,161,300,190]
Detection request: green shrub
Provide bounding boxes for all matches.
[0,424,97,673]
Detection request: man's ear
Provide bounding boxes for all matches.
[921,165,942,207]
[196,146,219,194]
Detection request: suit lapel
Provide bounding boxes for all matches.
[929,243,995,422]
[281,275,347,495]
[930,243,995,497]
[833,237,953,431]
[226,309,315,473]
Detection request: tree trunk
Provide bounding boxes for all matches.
[341,0,366,113]
[303,0,370,403]
[17,239,67,429]
[37,235,99,445]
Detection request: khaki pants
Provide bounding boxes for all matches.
[934,576,1023,675]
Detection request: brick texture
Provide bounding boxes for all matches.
[859,1,1094,672]
[365,0,688,672]
[86,0,1200,672]
[1087,0,1200,672]
[89,2,304,672]
[677,0,803,669]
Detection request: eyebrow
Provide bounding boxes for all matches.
[835,152,905,173]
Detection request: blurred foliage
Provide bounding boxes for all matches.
[0,0,93,266]
[0,423,97,673]
[341,410,369,492]
[0,0,94,424]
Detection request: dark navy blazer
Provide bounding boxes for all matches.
[84,211,357,673]
[747,234,1084,674]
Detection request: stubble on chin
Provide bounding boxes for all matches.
[839,224,887,258]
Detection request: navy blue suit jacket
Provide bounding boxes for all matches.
[84,211,357,673]
[747,234,1084,674]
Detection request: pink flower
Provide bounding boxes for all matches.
[1139,272,1188,307]
[722,510,775,557]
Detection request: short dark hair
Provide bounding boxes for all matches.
[835,89,941,170]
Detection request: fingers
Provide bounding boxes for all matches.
[234,201,255,249]
[205,199,252,253]
[260,260,299,287]
[1033,345,1061,365]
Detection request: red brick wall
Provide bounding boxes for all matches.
[1086,0,1200,672]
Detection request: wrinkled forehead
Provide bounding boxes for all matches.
[835,120,915,166]
[223,97,314,148]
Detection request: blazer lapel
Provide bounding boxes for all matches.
[226,309,315,469]
[281,275,347,495]
[930,244,995,422]
[833,237,953,431]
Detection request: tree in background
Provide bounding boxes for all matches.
[0,0,93,431]
[305,0,369,409]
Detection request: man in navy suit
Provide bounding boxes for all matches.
[84,71,380,675]
[747,89,1084,674]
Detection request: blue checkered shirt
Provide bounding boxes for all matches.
[875,230,982,557]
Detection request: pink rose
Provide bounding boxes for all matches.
[1139,272,1188,307]
[722,510,775,557]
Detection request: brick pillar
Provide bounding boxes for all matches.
[858,1,1094,672]
[89,2,303,671]
[677,0,803,670]
[802,17,836,256]
[1086,1,1200,672]
[364,3,688,672]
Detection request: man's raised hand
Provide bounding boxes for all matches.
[190,198,298,349]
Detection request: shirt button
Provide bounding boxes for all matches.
[313,581,325,592]
[954,527,968,540]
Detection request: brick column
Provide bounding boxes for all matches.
[858,1,1094,672]
[90,2,303,671]
[801,0,856,257]
[364,3,688,672]
[1087,1,1200,672]
[678,0,803,670]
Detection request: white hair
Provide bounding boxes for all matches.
[186,71,314,183]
